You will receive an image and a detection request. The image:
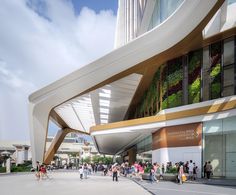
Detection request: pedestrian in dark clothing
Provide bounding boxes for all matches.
[112,165,118,181]
[203,162,207,178]
[206,161,213,180]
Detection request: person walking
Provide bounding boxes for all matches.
[188,160,194,180]
[178,164,184,185]
[79,166,83,179]
[203,162,207,178]
[193,163,198,180]
[83,164,88,179]
[35,161,41,180]
[112,164,118,182]
[206,161,213,180]
[150,166,155,183]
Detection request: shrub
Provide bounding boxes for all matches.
[166,167,178,174]
[11,164,31,172]
[0,167,6,173]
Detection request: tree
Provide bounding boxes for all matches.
[83,156,91,164]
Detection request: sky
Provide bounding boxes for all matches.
[0,0,117,141]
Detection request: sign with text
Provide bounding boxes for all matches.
[152,123,202,150]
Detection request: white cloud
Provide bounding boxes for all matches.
[0,0,117,141]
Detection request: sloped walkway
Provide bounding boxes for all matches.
[131,177,236,195]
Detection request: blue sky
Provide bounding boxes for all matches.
[71,0,118,14]
[0,0,117,141]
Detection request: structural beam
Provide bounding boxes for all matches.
[44,128,89,165]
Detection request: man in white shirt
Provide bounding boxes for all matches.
[188,160,194,180]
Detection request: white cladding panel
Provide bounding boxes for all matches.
[152,146,202,177]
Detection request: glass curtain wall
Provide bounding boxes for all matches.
[223,37,235,96]
[136,135,152,162]
[149,0,183,30]
[203,116,236,178]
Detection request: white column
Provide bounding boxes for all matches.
[126,0,130,43]
[6,158,11,173]
[129,0,134,40]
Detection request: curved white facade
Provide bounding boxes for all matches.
[29,0,226,166]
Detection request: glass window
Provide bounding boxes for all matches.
[204,116,236,178]
[223,64,234,97]
[149,0,183,30]
[223,65,234,87]
[224,37,234,66]
[160,0,183,22]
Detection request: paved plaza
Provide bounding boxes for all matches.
[1,172,236,195]
[0,171,149,195]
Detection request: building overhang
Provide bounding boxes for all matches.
[90,95,236,155]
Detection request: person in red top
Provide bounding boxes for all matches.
[40,164,49,180]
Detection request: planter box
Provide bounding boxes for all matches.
[156,173,177,181]
[142,173,151,180]
[142,173,181,181]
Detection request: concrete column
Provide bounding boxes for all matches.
[6,158,11,173]
[129,0,134,40]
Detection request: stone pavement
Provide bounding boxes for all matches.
[0,171,150,195]
[132,178,236,195]
[186,178,236,186]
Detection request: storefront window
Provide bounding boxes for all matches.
[203,116,236,178]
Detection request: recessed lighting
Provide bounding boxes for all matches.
[101,89,111,94]
[100,114,109,119]
[101,119,108,123]
[100,108,109,114]
[99,93,111,98]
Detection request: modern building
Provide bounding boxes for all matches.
[29,0,236,178]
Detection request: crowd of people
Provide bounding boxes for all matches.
[34,160,214,184]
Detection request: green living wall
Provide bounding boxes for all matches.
[161,64,168,110]
[210,42,222,99]
[188,49,202,104]
[167,58,183,108]
[134,68,161,118]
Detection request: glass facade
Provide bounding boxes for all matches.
[203,116,236,178]
[149,0,183,30]
[136,135,152,162]
[132,36,236,119]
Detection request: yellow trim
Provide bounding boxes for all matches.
[90,99,236,133]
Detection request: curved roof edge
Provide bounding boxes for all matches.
[29,0,222,105]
